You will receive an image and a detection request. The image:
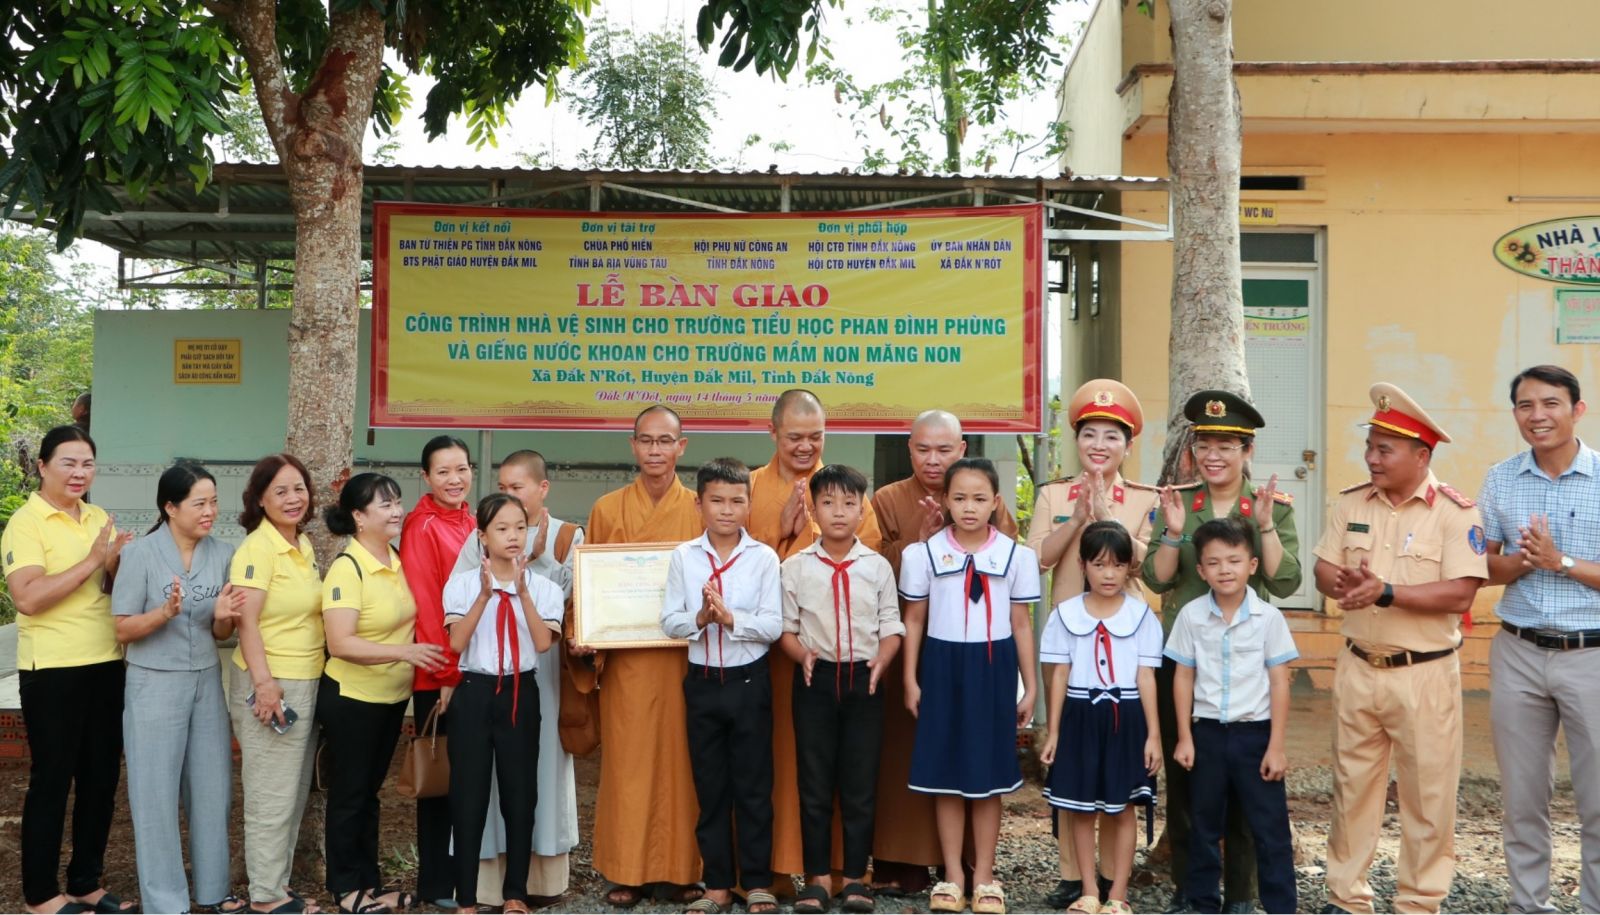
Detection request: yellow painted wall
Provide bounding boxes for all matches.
[1123,0,1600,67]
[1059,0,1128,176]
[1114,128,1600,504]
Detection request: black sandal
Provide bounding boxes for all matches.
[199,896,249,915]
[370,888,415,911]
[336,891,390,915]
[89,894,138,915]
[839,882,874,914]
[606,885,645,909]
[794,885,830,914]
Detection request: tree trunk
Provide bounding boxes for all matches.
[224,0,386,565]
[221,3,386,884]
[1159,0,1249,485]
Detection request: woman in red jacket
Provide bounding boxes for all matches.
[399,435,476,908]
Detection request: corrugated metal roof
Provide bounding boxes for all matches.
[19,162,1166,268]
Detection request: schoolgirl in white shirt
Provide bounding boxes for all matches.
[899,458,1042,915]
[441,493,564,915]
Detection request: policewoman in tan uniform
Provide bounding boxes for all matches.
[1027,380,1158,908]
[1313,384,1487,915]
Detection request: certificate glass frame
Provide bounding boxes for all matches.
[572,542,686,649]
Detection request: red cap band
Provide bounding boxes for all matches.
[1369,408,1441,449]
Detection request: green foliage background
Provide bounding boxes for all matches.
[0,225,99,623]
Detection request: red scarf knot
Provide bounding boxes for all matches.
[817,553,856,694]
[1093,621,1118,730]
[492,588,522,724]
[703,550,742,682]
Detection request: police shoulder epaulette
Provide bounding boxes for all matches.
[1436,483,1475,508]
[1169,481,1204,491]
[1043,475,1075,487]
[1271,490,1294,505]
[1123,480,1159,491]
[1340,481,1374,495]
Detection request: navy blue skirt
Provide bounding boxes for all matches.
[1044,687,1157,813]
[908,635,1022,798]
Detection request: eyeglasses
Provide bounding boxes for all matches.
[633,435,680,450]
[1191,443,1244,458]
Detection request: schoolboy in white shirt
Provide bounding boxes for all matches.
[1164,517,1298,915]
[660,457,784,915]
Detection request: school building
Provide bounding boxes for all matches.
[1057,0,1600,686]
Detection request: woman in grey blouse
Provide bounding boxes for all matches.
[112,463,246,913]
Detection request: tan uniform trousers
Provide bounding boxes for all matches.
[1326,647,1462,914]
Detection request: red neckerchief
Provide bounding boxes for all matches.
[1093,619,1119,731]
[816,552,856,694]
[704,549,742,682]
[963,555,995,664]
[492,588,522,723]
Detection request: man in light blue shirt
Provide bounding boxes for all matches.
[1478,364,1600,914]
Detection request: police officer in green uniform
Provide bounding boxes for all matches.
[1141,390,1303,914]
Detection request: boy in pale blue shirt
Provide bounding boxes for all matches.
[1164,517,1298,915]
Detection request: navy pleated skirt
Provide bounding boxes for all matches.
[908,635,1023,799]
[1044,686,1157,814]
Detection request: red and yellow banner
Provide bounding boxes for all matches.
[371,202,1042,431]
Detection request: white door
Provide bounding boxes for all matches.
[1242,233,1324,610]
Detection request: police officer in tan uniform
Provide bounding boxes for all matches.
[1027,379,1158,909]
[1313,383,1488,915]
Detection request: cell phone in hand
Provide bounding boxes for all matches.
[245,691,299,735]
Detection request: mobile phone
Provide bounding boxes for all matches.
[245,691,299,735]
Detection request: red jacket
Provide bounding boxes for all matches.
[400,493,475,691]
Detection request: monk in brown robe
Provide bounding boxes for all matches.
[747,390,883,885]
[578,405,705,908]
[868,409,1018,895]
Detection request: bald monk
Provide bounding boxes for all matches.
[747,390,884,885]
[579,405,706,908]
[869,410,1018,894]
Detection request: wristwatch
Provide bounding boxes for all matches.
[1560,555,1577,575]
[1375,582,1395,608]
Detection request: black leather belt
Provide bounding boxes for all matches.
[1346,640,1457,669]
[1502,621,1600,651]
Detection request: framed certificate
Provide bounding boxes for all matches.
[572,542,686,649]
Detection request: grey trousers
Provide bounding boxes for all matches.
[125,665,234,912]
[228,664,320,904]
[1491,629,1600,914]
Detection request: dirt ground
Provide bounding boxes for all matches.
[0,685,1585,913]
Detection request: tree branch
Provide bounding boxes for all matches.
[221,0,297,162]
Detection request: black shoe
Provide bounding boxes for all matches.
[1165,894,1188,914]
[1043,880,1083,909]
[1223,903,1256,914]
[1098,874,1115,903]
[1321,905,1352,915]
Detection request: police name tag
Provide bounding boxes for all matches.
[1347,523,1370,533]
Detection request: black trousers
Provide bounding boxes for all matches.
[1184,719,1296,915]
[318,676,407,897]
[685,657,774,891]
[411,687,455,901]
[793,660,883,879]
[447,671,540,908]
[19,660,125,906]
[1157,659,1256,902]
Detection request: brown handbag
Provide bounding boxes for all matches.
[396,703,448,799]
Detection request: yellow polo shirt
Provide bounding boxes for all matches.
[0,493,121,670]
[230,524,325,679]
[322,539,416,704]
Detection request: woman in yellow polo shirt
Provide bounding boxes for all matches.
[1,425,137,915]
[318,474,448,914]
[227,453,325,915]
